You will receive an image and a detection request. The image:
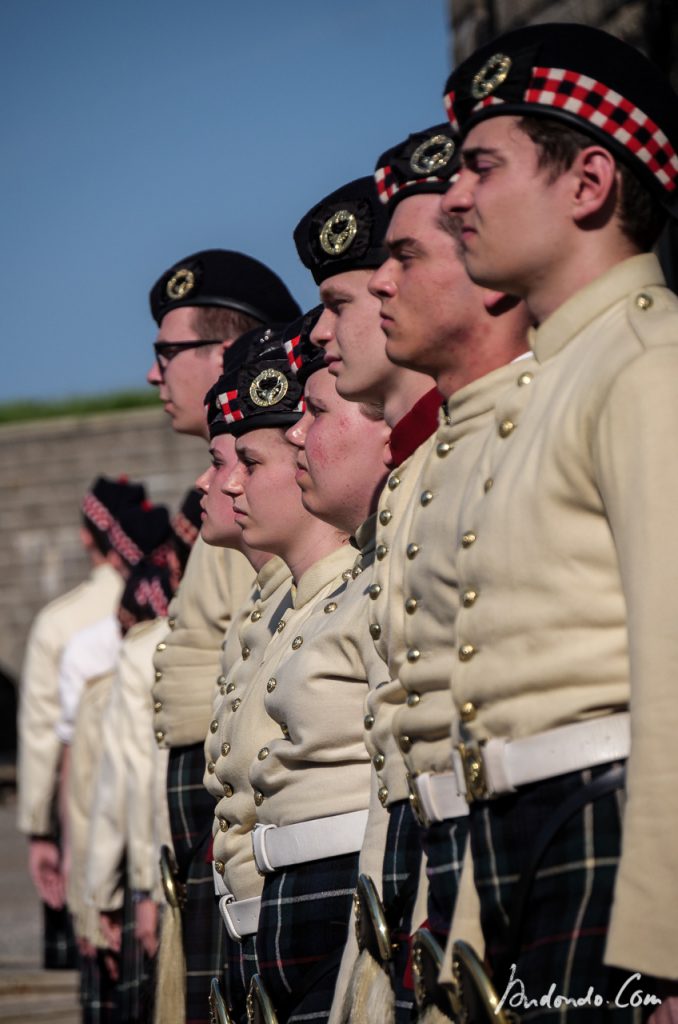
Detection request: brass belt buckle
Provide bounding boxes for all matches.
[406,772,431,829]
[456,740,489,803]
[412,928,452,1018]
[159,844,186,910]
[450,939,516,1024]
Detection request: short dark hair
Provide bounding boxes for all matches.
[517,116,667,252]
[191,306,263,342]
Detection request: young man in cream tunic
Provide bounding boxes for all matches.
[442,22,678,1022]
[146,249,300,1023]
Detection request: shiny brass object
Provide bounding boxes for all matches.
[448,939,514,1024]
[159,844,186,910]
[209,976,235,1024]
[353,873,392,964]
[246,974,279,1024]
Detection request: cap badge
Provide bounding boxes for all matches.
[471,53,512,100]
[409,135,456,176]
[166,268,196,300]
[319,209,358,256]
[249,368,289,408]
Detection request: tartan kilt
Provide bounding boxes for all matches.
[383,799,423,1024]
[43,902,77,969]
[118,884,154,1023]
[419,813,468,940]
[221,929,258,1023]
[167,742,225,1024]
[255,852,359,1023]
[79,949,119,1024]
[471,760,659,1024]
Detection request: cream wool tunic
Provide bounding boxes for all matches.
[202,556,293,900]
[17,563,123,836]
[367,361,534,796]
[451,253,678,980]
[249,534,384,830]
[152,537,254,748]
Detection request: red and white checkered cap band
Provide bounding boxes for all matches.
[374,165,457,204]
[171,511,199,547]
[134,578,170,618]
[295,397,306,413]
[81,492,114,531]
[217,389,244,424]
[284,336,303,373]
[445,69,678,192]
[108,520,144,567]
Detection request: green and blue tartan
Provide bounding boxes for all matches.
[383,799,423,1024]
[79,949,119,1024]
[167,743,225,1024]
[420,814,468,940]
[470,761,659,1024]
[255,852,359,1023]
[118,883,154,1023]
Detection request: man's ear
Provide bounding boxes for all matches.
[481,289,522,316]
[570,145,618,223]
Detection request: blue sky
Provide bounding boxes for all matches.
[1,1,451,402]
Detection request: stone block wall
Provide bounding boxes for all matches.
[0,408,207,684]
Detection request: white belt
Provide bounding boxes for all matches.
[213,862,230,897]
[219,894,261,941]
[452,713,630,803]
[408,771,469,827]
[252,809,369,874]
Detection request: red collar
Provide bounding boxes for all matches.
[388,387,442,467]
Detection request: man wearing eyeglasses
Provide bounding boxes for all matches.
[148,249,301,438]
[145,249,301,1023]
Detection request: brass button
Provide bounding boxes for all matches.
[253,790,264,806]
[231,698,242,711]
[379,509,392,526]
[499,419,515,438]
[220,685,226,696]
[221,742,230,757]
[462,589,478,608]
[406,543,420,560]
[370,623,382,640]
[376,543,389,561]
[484,477,494,492]
[258,747,269,761]
[461,531,476,548]
[460,701,477,723]
[517,371,533,387]
[215,860,225,875]
[156,642,167,652]
[217,674,226,685]
[291,636,303,650]
[364,714,375,730]
[407,692,421,707]
[635,293,653,310]
[155,730,165,743]
[209,720,218,734]
[154,670,162,682]
[153,700,162,713]
[241,646,250,660]
[405,598,418,615]
[420,490,433,506]
[352,565,363,579]
[399,735,412,753]
[378,786,389,806]
[168,617,176,629]
[373,753,385,771]
[267,678,277,693]
[219,818,229,832]
[223,783,233,797]
[368,583,381,600]
[280,722,290,737]
[226,682,236,694]
[276,620,286,633]
[251,610,262,622]
[459,644,477,662]
[388,475,400,490]
[436,441,452,457]
[407,648,421,663]
[324,602,338,614]
[207,760,216,774]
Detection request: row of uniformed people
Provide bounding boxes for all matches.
[186,23,678,1024]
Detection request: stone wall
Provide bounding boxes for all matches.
[0,408,207,684]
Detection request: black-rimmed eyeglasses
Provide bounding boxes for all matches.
[153,340,222,379]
